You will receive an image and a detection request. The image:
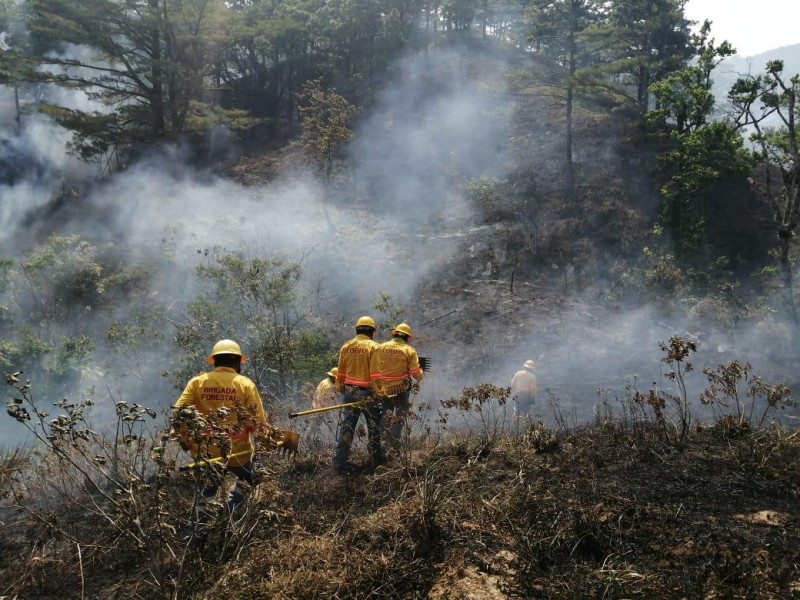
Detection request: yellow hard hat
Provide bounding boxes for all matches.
[523,360,536,369]
[207,339,246,364]
[392,323,413,338]
[327,367,339,378]
[356,316,376,330]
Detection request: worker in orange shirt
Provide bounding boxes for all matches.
[333,316,382,473]
[370,323,424,447]
[510,359,537,419]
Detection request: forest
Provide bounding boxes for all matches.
[1,0,800,597]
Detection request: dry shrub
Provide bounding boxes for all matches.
[687,295,735,331]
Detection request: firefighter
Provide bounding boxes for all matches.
[370,323,424,447]
[510,359,537,418]
[171,339,267,511]
[314,367,340,409]
[333,316,382,473]
[310,367,340,440]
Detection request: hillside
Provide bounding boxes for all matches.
[2,24,800,600]
[711,43,800,117]
[3,400,800,599]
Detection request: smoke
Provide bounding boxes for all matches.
[0,44,518,445]
[2,39,795,450]
[0,114,97,247]
[351,49,508,222]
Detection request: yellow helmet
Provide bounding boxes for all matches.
[327,367,339,378]
[392,323,413,338]
[207,339,246,364]
[355,316,376,330]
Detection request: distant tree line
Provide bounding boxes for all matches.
[1,0,799,341]
[0,0,711,162]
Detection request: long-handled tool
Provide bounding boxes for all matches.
[178,426,300,470]
[289,398,375,419]
[289,378,423,419]
[179,450,253,472]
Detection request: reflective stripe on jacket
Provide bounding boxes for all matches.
[337,334,379,388]
[370,337,424,395]
[173,366,267,467]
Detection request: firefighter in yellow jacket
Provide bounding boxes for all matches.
[172,339,267,507]
[333,316,382,473]
[370,323,424,446]
[510,359,537,418]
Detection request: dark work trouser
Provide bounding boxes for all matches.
[513,393,535,418]
[385,388,412,447]
[333,388,384,470]
[192,462,256,538]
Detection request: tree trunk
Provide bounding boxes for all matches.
[564,1,577,202]
[778,227,799,334]
[149,0,165,136]
[13,82,21,133]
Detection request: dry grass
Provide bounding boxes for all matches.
[2,396,800,598]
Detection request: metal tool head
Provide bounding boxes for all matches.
[419,356,432,373]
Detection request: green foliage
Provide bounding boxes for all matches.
[633,243,686,302]
[298,78,357,178]
[18,236,109,332]
[48,335,94,378]
[291,329,338,381]
[107,310,166,356]
[648,21,734,135]
[656,121,752,261]
[0,236,159,401]
[645,24,752,267]
[524,0,598,66]
[173,248,335,401]
[26,0,240,159]
[441,0,478,30]
[728,59,800,327]
[183,102,256,135]
[372,291,405,333]
[587,0,695,115]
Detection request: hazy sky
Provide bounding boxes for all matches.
[684,0,800,57]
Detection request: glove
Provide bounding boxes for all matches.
[168,427,192,452]
[411,383,421,394]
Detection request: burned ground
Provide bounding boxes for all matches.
[3,413,799,599]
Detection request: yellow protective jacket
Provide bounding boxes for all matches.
[313,377,339,409]
[510,369,537,397]
[173,366,266,467]
[370,337,424,395]
[337,334,379,388]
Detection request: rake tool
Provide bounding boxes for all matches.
[289,397,376,419]
[419,357,432,373]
